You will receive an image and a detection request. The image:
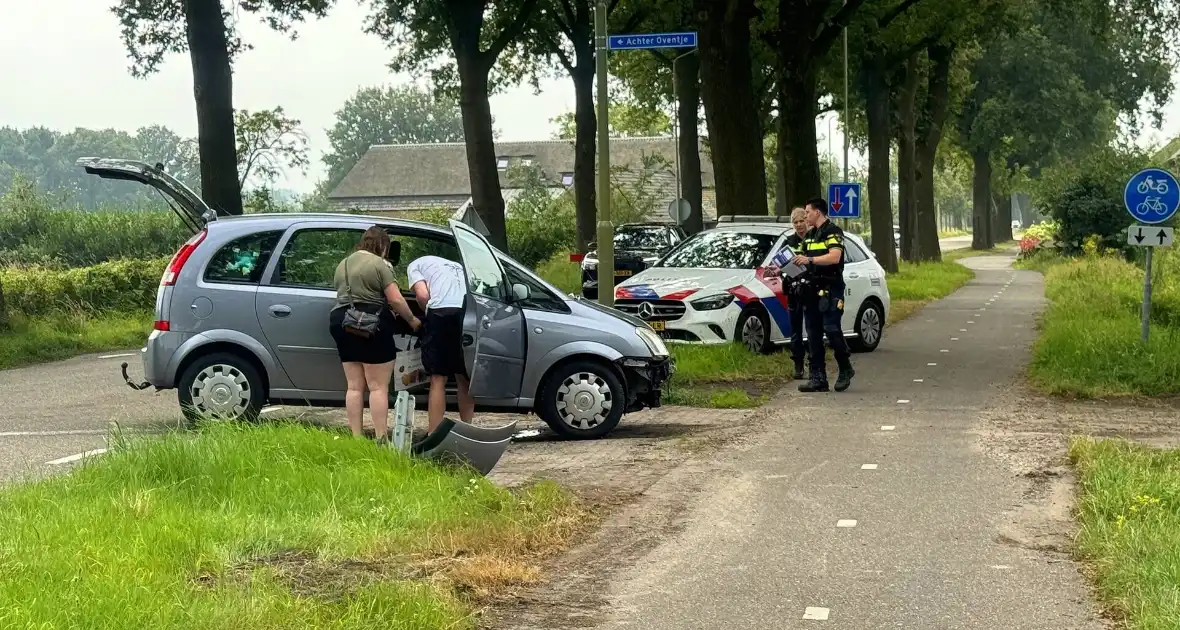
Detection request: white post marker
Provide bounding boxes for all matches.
[803,607,831,620]
[1123,167,1179,342]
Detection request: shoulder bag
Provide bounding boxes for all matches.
[340,254,383,337]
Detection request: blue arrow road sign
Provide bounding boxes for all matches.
[1124,167,1180,225]
[608,32,697,50]
[827,182,861,218]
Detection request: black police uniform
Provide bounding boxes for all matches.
[782,232,808,376]
[800,218,854,391]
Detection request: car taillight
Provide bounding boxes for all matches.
[162,229,207,286]
[153,320,170,331]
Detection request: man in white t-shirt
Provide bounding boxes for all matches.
[407,255,472,431]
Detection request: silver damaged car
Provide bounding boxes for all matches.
[80,157,673,439]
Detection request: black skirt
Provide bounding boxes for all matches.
[329,304,398,364]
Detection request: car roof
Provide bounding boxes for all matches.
[209,212,452,234]
[706,223,792,236]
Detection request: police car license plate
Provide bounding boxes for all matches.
[615,270,633,277]
[650,321,665,331]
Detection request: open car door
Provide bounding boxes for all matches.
[75,157,214,233]
[448,220,527,405]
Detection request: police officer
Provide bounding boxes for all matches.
[792,197,854,392]
[768,207,810,379]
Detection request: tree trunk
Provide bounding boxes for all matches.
[971,149,994,250]
[696,0,768,216]
[864,65,898,272]
[895,53,919,262]
[675,51,705,234]
[777,70,823,206]
[913,44,953,262]
[183,0,242,216]
[773,116,788,215]
[456,55,508,251]
[994,191,1014,242]
[572,60,597,252]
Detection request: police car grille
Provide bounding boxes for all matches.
[614,299,687,321]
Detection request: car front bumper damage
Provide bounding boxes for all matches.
[619,356,674,412]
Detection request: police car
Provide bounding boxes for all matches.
[613,216,890,354]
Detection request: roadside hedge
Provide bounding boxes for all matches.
[0,257,167,316]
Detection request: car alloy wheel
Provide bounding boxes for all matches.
[556,370,613,431]
[736,307,773,354]
[848,301,884,353]
[860,305,882,347]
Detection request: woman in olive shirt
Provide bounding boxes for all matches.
[328,226,421,442]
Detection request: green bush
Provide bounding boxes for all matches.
[0,257,167,316]
[0,180,188,267]
[1033,147,1156,256]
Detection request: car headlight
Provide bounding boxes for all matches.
[635,326,669,357]
[690,293,735,311]
[581,253,598,270]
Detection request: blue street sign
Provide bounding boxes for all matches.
[607,32,698,50]
[1124,168,1180,225]
[827,182,861,218]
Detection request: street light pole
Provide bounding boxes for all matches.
[595,0,614,308]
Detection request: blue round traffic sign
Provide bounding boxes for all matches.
[1124,168,1179,224]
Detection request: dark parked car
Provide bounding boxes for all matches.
[581,223,687,299]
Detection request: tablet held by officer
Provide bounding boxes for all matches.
[792,197,854,393]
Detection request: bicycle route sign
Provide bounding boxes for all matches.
[1124,167,1179,225]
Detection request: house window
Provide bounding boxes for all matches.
[496,156,509,169]
[561,172,574,186]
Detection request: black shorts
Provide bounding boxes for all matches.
[421,307,467,377]
[329,305,398,364]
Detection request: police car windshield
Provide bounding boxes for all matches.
[656,231,777,269]
[614,226,669,249]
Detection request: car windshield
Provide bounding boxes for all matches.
[614,227,669,249]
[656,231,779,269]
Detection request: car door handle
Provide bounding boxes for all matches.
[847,272,860,278]
[462,334,475,347]
[269,305,292,318]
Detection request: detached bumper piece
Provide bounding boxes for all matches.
[620,357,674,412]
[392,392,516,475]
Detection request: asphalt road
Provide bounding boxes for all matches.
[595,253,1103,629]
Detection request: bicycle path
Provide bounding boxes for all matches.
[592,253,1103,629]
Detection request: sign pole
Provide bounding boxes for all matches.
[1141,247,1153,342]
[1122,166,1179,343]
[672,55,680,207]
[595,0,614,308]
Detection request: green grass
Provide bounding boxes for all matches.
[1070,437,1180,628]
[0,310,151,370]
[1024,250,1180,397]
[0,422,582,629]
[534,251,581,295]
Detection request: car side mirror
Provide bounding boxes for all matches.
[512,283,531,302]
[870,251,878,259]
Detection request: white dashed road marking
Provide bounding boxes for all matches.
[927,362,937,366]
[881,425,896,431]
[861,464,878,470]
[0,429,112,437]
[803,607,830,620]
[913,378,924,382]
[46,449,108,466]
[764,474,790,479]
[940,349,950,353]
[897,399,910,404]
[836,519,858,528]
[951,337,959,341]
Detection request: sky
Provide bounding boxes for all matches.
[4,0,1180,196]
